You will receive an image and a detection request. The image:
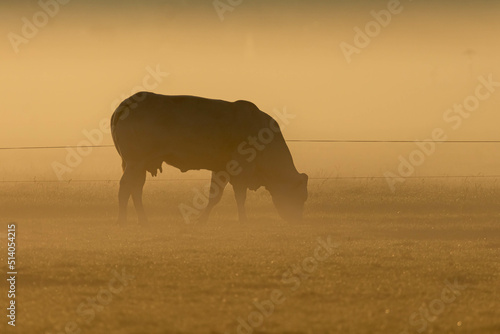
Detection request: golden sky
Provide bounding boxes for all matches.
[1,0,500,180]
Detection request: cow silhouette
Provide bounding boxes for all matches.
[111,92,308,225]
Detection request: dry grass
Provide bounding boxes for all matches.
[1,179,500,333]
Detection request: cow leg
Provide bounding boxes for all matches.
[233,184,248,223]
[118,171,131,225]
[131,167,147,225]
[199,171,228,224]
[118,161,147,225]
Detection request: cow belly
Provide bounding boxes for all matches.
[144,150,228,175]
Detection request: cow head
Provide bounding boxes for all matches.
[271,173,308,223]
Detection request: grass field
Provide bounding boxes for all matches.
[1,179,500,334]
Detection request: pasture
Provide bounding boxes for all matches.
[1,178,500,334]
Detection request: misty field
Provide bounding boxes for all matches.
[1,179,500,334]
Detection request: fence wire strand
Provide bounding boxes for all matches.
[1,175,500,183]
[1,140,500,150]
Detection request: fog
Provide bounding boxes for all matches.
[3,3,500,333]
[2,0,500,181]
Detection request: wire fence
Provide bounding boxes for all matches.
[1,139,500,150]
[1,139,499,182]
[1,175,500,183]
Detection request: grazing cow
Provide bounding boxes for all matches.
[111,92,308,225]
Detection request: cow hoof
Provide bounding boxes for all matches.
[197,216,208,225]
[116,219,127,226]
